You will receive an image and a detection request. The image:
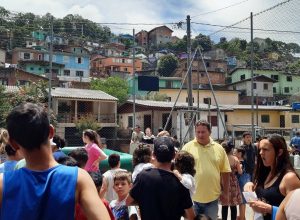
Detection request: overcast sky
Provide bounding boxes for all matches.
[1,0,298,43]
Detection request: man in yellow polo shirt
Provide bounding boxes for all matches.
[182,120,231,220]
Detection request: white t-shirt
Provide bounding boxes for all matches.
[285,188,300,220]
[102,168,126,202]
[132,163,153,182]
[180,173,196,198]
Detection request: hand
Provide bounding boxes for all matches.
[249,200,272,214]
[173,169,182,181]
[244,182,254,192]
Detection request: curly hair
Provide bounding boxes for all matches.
[132,144,152,168]
[174,151,196,176]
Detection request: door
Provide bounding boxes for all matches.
[144,114,152,130]
[280,115,285,128]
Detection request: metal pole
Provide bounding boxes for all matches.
[132,29,136,128]
[48,16,53,114]
[256,93,259,128]
[197,56,200,120]
[250,12,255,139]
[187,15,193,139]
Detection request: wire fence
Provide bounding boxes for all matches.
[1,0,300,152]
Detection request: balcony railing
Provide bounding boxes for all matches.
[57,113,116,124]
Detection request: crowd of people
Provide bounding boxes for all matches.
[0,102,300,220]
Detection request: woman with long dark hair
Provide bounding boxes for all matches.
[82,129,107,172]
[244,134,300,220]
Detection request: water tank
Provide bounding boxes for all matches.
[292,102,300,111]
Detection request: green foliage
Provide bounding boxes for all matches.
[143,92,168,101]
[157,55,179,77]
[90,76,129,105]
[192,33,213,52]
[0,86,11,127]
[75,114,101,135]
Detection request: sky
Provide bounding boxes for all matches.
[1,0,298,44]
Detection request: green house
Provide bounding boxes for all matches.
[230,68,300,96]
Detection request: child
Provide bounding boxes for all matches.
[234,146,251,220]
[82,129,107,172]
[69,148,89,169]
[220,142,243,220]
[173,151,196,198]
[110,171,138,220]
[132,144,153,182]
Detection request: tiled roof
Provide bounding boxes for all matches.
[51,87,118,101]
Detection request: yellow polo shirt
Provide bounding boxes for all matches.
[182,137,231,203]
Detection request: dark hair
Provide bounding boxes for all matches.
[254,134,297,187]
[6,103,50,151]
[88,171,103,191]
[242,131,252,138]
[296,131,300,136]
[68,148,88,168]
[132,144,152,168]
[235,146,246,157]
[175,151,196,176]
[57,156,79,167]
[221,141,234,154]
[52,135,65,149]
[113,170,132,184]
[108,153,120,168]
[158,127,163,133]
[153,136,175,163]
[83,129,102,148]
[195,120,211,133]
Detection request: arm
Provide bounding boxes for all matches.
[249,200,272,215]
[220,172,230,204]
[92,147,108,169]
[244,182,254,192]
[235,158,243,175]
[184,207,196,220]
[125,194,138,206]
[99,176,108,198]
[77,168,110,220]
[275,191,293,220]
[282,172,300,195]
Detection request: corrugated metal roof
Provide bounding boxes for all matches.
[219,104,291,111]
[51,87,118,101]
[126,99,231,111]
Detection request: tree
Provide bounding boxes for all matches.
[157,55,178,77]
[0,86,11,127]
[90,76,129,105]
[75,114,101,134]
[192,33,213,51]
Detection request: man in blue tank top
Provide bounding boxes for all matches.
[0,103,110,220]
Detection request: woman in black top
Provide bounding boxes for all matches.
[244,134,300,220]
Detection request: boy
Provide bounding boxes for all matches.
[1,102,110,220]
[110,171,138,220]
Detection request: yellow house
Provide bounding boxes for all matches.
[158,88,239,105]
[220,105,295,133]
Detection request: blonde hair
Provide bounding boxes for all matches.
[0,128,9,154]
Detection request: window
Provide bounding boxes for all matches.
[64,70,70,76]
[167,97,171,102]
[45,69,49,73]
[76,71,84,77]
[63,56,69,63]
[38,68,42,71]
[209,116,218,126]
[225,114,228,122]
[186,97,194,103]
[23,53,30,59]
[0,78,8,85]
[77,57,82,64]
[52,69,59,74]
[18,80,29,86]
[292,115,299,123]
[273,87,276,93]
[122,59,125,63]
[261,115,270,123]
[30,67,34,71]
[240,74,245,80]
[38,54,42,60]
[287,75,292,82]
[128,116,133,128]
[271,75,278,80]
[263,83,268,90]
[253,83,257,89]
[284,87,290,93]
[124,68,128,72]
[206,62,210,67]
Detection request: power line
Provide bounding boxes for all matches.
[191,0,249,18]
[209,0,294,36]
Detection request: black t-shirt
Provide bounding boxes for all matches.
[242,144,257,176]
[130,168,193,220]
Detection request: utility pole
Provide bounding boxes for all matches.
[81,24,84,36]
[187,15,193,139]
[132,29,136,128]
[250,12,255,139]
[48,16,53,114]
